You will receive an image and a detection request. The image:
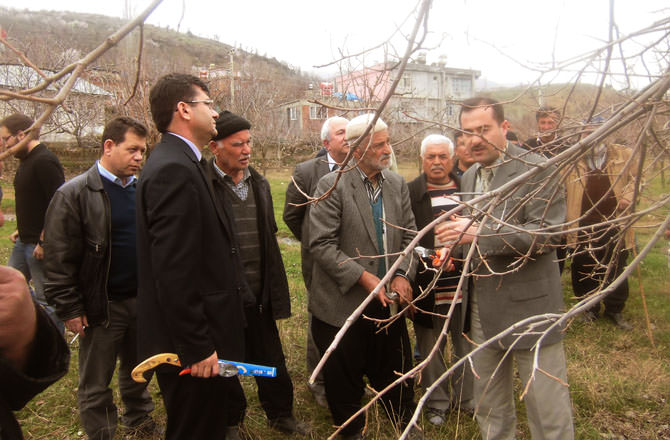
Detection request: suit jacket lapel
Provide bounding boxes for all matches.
[315,159,330,181]
[381,175,399,252]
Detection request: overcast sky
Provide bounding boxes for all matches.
[1,0,668,87]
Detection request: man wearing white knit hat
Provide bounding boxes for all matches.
[309,114,421,439]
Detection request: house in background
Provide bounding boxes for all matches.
[335,54,480,128]
[0,63,113,146]
[277,82,374,140]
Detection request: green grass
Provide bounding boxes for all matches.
[7,165,670,439]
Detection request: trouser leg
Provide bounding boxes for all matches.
[115,298,154,428]
[470,296,516,440]
[311,315,367,436]
[556,236,567,274]
[448,303,474,409]
[245,308,294,420]
[602,246,629,314]
[414,313,450,411]
[306,311,326,394]
[571,238,603,315]
[366,314,416,428]
[10,238,63,332]
[77,312,122,440]
[515,341,574,440]
[157,371,246,440]
[8,239,30,282]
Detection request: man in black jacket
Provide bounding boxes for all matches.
[137,74,250,440]
[1,113,64,331]
[43,117,155,439]
[207,111,307,436]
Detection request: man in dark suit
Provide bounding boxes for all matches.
[283,115,348,407]
[437,97,574,439]
[136,73,251,439]
[309,114,419,440]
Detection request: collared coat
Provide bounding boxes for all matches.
[459,143,567,349]
[283,156,331,292]
[136,133,250,367]
[308,168,417,328]
[208,161,291,320]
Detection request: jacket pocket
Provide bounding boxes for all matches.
[201,288,246,360]
[79,239,108,325]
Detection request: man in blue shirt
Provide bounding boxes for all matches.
[43,117,155,440]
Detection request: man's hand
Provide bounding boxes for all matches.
[9,230,18,243]
[0,266,37,371]
[435,215,478,245]
[33,244,44,260]
[358,271,392,307]
[390,275,413,306]
[189,351,219,378]
[65,316,88,337]
[617,198,631,212]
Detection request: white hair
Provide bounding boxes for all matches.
[320,116,349,142]
[420,134,454,158]
[345,113,388,142]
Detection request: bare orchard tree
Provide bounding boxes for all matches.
[292,1,670,438]
[0,0,164,162]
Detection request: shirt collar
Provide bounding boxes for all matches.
[97,160,136,188]
[168,131,202,161]
[355,162,386,185]
[212,159,251,183]
[326,152,338,170]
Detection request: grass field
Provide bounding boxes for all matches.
[3,163,670,439]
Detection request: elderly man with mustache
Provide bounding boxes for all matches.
[407,134,474,425]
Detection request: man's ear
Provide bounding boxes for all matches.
[175,101,192,121]
[501,120,510,137]
[102,139,115,156]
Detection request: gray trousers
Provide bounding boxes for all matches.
[77,297,154,440]
[469,294,574,440]
[414,302,474,411]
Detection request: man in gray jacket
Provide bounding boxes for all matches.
[437,97,573,440]
[283,115,348,407]
[309,114,418,440]
[43,117,155,440]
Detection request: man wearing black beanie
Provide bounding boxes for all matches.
[207,111,308,436]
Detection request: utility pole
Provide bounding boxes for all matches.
[229,49,235,105]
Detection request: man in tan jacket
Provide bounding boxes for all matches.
[565,116,637,329]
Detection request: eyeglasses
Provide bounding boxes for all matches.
[183,99,215,109]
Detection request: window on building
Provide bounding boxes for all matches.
[288,106,299,121]
[452,77,472,98]
[401,74,413,91]
[309,105,327,120]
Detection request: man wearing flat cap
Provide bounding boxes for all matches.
[207,111,307,436]
[309,114,420,439]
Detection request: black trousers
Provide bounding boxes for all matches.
[571,226,629,314]
[243,307,295,420]
[157,369,246,439]
[311,303,415,436]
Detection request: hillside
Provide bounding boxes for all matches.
[0,7,313,93]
